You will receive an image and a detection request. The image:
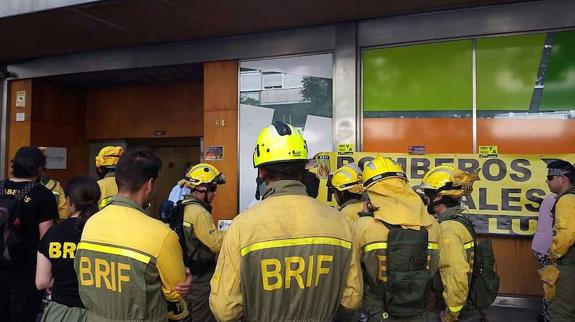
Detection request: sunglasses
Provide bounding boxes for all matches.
[547,175,559,181]
[197,185,218,193]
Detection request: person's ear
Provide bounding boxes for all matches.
[147,178,155,192]
[258,167,268,180]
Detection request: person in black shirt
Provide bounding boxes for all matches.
[36,176,100,322]
[0,146,59,322]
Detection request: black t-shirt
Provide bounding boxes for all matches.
[3,179,59,271]
[39,217,84,308]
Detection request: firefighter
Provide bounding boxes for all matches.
[38,147,70,220]
[75,149,191,321]
[209,121,362,322]
[329,162,364,222]
[354,155,441,322]
[94,145,124,208]
[545,160,575,322]
[179,163,226,322]
[418,165,479,322]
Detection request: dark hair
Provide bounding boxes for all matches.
[548,159,575,184]
[262,161,307,181]
[12,146,46,178]
[115,149,162,193]
[64,176,101,232]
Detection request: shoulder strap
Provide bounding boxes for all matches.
[441,214,477,241]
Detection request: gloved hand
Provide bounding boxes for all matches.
[167,298,189,321]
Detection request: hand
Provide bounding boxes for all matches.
[176,268,192,297]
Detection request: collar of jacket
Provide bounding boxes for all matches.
[183,195,213,213]
[262,180,308,200]
[104,171,116,178]
[339,198,361,211]
[108,195,147,213]
[557,185,575,199]
[439,206,464,220]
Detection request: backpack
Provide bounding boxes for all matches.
[160,199,191,266]
[0,180,39,266]
[442,214,500,312]
[159,198,213,274]
[381,222,432,317]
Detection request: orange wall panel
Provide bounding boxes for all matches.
[363,118,473,153]
[478,119,575,153]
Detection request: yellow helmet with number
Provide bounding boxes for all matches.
[330,163,363,194]
[181,163,225,189]
[419,165,479,199]
[95,146,124,168]
[253,121,308,167]
[362,155,406,188]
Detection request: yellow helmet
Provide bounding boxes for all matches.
[362,155,406,188]
[253,121,308,167]
[181,163,225,189]
[419,165,480,199]
[330,163,363,194]
[95,146,124,168]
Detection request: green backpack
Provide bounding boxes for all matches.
[382,223,432,317]
[441,214,500,312]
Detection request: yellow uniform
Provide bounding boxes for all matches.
[437,207,474,319]
[209,180,362,322]
[75,196,186,322]
[548,190,575,322]
[97,173,118,209]
[182,198,225,322]
[42,176,71,220]
[339,199,363,222]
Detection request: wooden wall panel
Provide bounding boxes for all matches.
[490,238,542,296]
[204,61,238,222]
[31,80,87,185]
[6,80,32,176]
[85,81,203,139]
[363,118,473,153]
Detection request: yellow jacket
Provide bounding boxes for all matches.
[182,198,225,262]
[549,192,575,262]
[209,180,362,322]
[437,208,474,319]
[41,177,71,220]
[75,196,186,321]
[97,174,118,209]
[339,199,363,222]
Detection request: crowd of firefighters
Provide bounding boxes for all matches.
[1,121,574,322]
